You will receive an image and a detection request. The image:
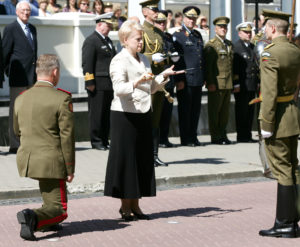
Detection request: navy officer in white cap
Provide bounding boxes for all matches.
[233,21,259,143]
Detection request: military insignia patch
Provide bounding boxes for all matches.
[261,52,270,57]
[84,72,94,81]
[69,102,73,112]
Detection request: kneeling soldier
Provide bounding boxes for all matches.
[14,54,75,240]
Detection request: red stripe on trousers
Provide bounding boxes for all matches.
[37,179,68,229]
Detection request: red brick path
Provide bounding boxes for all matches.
[0,180,299,247]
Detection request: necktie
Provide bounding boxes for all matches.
[105,36,112,49]
[25,25,34,49]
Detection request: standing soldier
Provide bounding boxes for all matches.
[140,0,167,166]
[82,12,116,151]
[204,17,233,145]
[258,10,300,238]
[233,22,259,143]
[14,54,75,241]
[154,10,178,148]
[172,6,205,146]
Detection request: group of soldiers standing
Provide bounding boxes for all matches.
[82,0,264,168]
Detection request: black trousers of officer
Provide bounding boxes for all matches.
[234,91,256,141]
[177,85,202,145]
[159,85,175,143]
[87,90,113,146]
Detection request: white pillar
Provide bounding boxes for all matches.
[209,0,233,40]
[128,0,144,23]
[231,0,244,43]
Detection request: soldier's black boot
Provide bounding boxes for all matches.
[153,128,168,167]
[17,209,37,241]
[259,183,298,238]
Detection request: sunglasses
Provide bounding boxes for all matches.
[81,2,89,6]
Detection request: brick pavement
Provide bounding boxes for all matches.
[0,180,299,247]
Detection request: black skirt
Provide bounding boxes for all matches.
[104,110,156,199]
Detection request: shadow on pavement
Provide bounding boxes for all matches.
[168,158,228,165]
[75,147,91,151]
[36,219,129,241]
[149,206,251,219]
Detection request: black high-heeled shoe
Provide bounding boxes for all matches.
[119,209,137,221]
[132,210,150,220]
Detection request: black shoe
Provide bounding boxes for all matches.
[188,140,203,147]
[40,224,63,232]
[211,139,223,145]
[259,220,297,238]
[154,157,168,167]
[222,138,232,145]
[17,209,37,241]
[119,209,137,221]
[92,143,108,151]
[159,140,174,148]
[237,138,258,143]
[9,147,18,154]
[132,210,150,220]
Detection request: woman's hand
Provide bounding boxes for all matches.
[134,72,155,88]
[162,65,184,79]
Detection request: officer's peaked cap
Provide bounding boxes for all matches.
[183,6,200,18]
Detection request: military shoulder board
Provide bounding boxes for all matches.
[57,88,72,96]
[264,43,274,50]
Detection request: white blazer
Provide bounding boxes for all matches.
[110,48,168,113]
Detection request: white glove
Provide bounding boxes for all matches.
[261,129,273,139]
[152,53,165,63]
[170,52,180,62]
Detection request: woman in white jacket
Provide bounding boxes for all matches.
[104,20,180,221]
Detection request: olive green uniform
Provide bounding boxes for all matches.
[13,81,75,231]
[204,35,233,142]
[142,20,165,128]
[259,36,300,186]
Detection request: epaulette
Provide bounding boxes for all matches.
[209,37,217,43]
[57,88,72,96]
[191,29,201,38]
[264,43,274,50]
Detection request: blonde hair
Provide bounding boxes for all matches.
[36,54,60,76]
[118,20,143,46]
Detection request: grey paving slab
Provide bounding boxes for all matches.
[0,132,278,199]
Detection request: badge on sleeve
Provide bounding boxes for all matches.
[261,52,270,62]
[69,102,73,112]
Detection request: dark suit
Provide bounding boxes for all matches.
[233,39,259,142]
[2,19,37,151]
[159,31,176,144]
[0,33,4,88]
[82,31,116,147]
[173,25,205,145]
[3,20,37,87]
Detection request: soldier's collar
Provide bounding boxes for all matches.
[35,80,54,87]
[216,34,226,43]
[144,19,154,28]
[272,35,288,43]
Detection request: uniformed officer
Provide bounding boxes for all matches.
[233,22,259,142]
[258,10,300,238]
[140,0,168,166]
[204,16,233,145]
[82,12,116,150]
[14,54,75,241]
[154,10,178,148]
[173,6,205,146]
